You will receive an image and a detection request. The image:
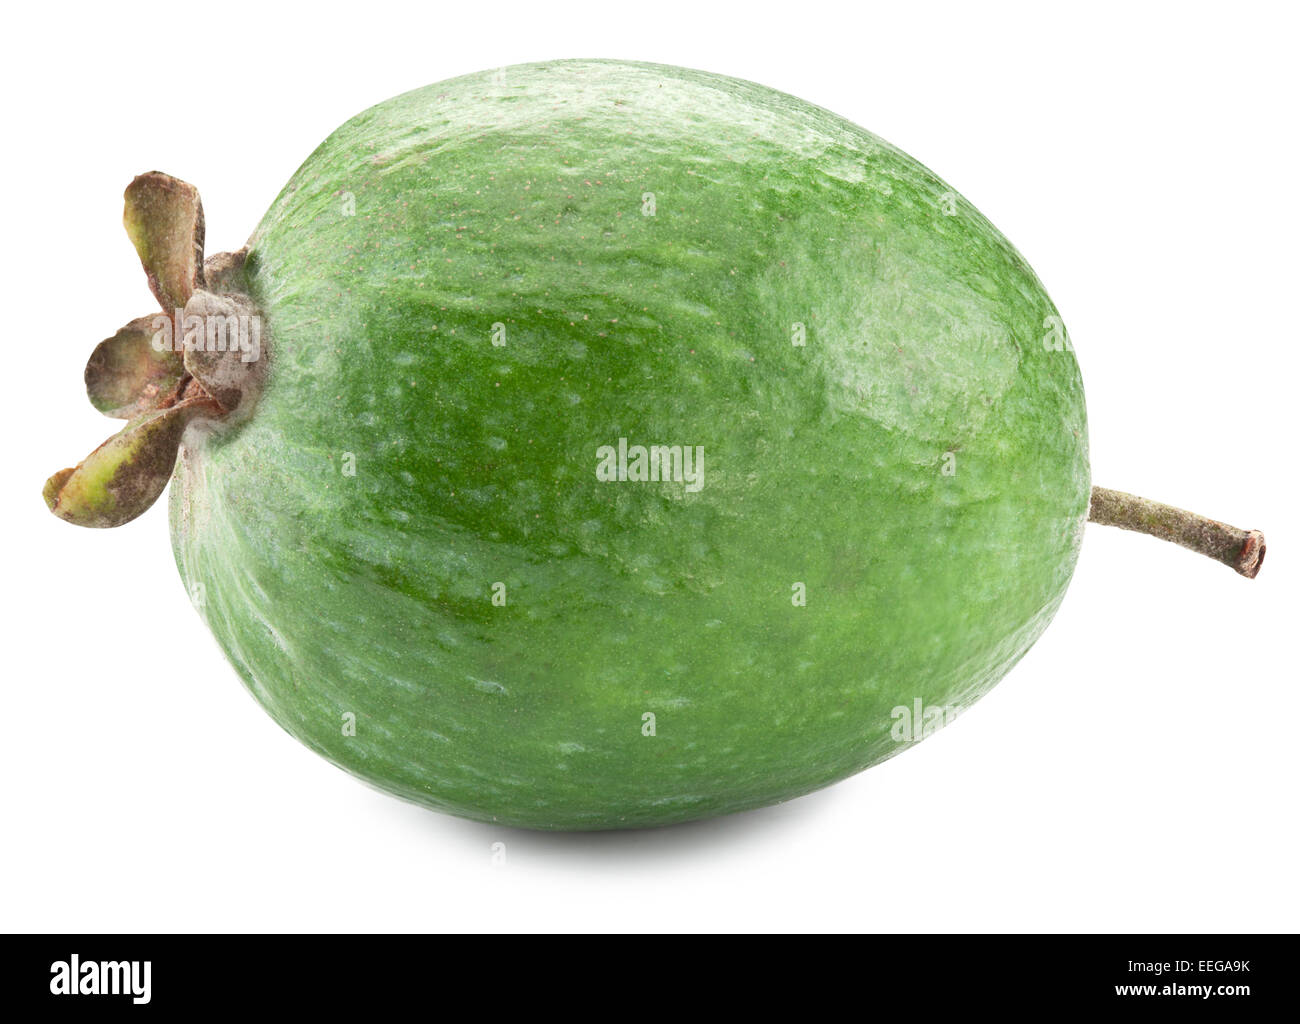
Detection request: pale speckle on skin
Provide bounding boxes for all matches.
[642,574,669,595]
[260,619,289,653]
[468,676,508,694]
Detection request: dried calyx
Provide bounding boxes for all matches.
[44,173,264,528]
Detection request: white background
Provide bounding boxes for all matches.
[3,1,1296,933]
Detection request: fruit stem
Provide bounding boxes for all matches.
[1088,486,1265,579]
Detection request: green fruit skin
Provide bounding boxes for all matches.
[170,60,1089,830]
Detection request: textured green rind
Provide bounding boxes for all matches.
[169,60,1089,830]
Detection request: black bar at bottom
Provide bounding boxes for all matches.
[0,933,1287,1014]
